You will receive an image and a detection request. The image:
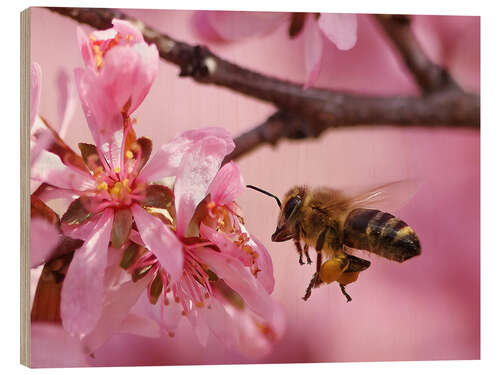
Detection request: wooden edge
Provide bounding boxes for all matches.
[20,7,31,368]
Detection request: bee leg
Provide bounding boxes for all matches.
[339,284,352,303]
[293,226,305,265]
[302,251,323,301]
[303,273,321,301]
[304,244,312,264]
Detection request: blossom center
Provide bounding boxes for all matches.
[90,32,135,70]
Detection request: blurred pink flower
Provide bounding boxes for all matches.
[30,62,41,129]
[31,323,89,368]
[192,11,357,87]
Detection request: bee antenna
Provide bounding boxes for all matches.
[246,184,282,209]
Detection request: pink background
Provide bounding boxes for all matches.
[31,8,480,365]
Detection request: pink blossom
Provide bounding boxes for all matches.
[30,58,61,263]
[121,161,284,356]
[77,19,159,116]
[31,125,236,337]
[30,17,283,359]
[200,162,274,293]
[192,11,357,87]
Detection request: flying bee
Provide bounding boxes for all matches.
[247,181,421,302]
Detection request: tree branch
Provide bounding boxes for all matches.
[223,111,315,164]
[47,7,479,133]
[373,14,458,94]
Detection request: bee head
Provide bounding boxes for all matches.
[272,186,306,242]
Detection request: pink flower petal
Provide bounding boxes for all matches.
[197,296,237,346]
[111,19,145,43]
[175,135,234,237]
[98,43,159,114]
[77,26,94,69]
[139,127,234,184]
[30,117,55,167]
[30,62,42,128]
[191,11,226,42]
[31,150,95,191]
[208,161,245,206]
[118,313,160,338]
[31,323,88,368]
[199,223,253,266]
[60,209,113,335]
[213,293,280,358]
[81,274,153,354]
[318,13,358,50]
[206,11,287,41]
[248,232,275,294]
[36,187,78,206]
[303,16,324,89]
[190,308,210,346]
[141,291,184,334]
[129,229,145,247]
[195,248,285,336]
[56,68,77,139]
[62,212,101,240]
[131,204,183,283]
[31,218,60,268]
[74,67,124,169]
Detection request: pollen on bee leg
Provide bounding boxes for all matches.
[319,258,346,284]
[337,271,359,286]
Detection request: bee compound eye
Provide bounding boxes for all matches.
[283,197,301,219]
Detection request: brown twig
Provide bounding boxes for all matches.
[223,111,315,164]
[374,14,458,94]
[47,7,479,135]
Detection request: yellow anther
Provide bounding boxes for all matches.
[97,181,108,191]
[126,150,134,159]
[93,166,103,177]
[114,166,121,173]
[109,181,124,198]
[92,45,103,69]
[123,178,129,187]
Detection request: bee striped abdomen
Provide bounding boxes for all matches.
[343,208,421,262]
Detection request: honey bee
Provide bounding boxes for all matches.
[247,181,421,302]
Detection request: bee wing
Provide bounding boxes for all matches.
[323,179,419,213]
